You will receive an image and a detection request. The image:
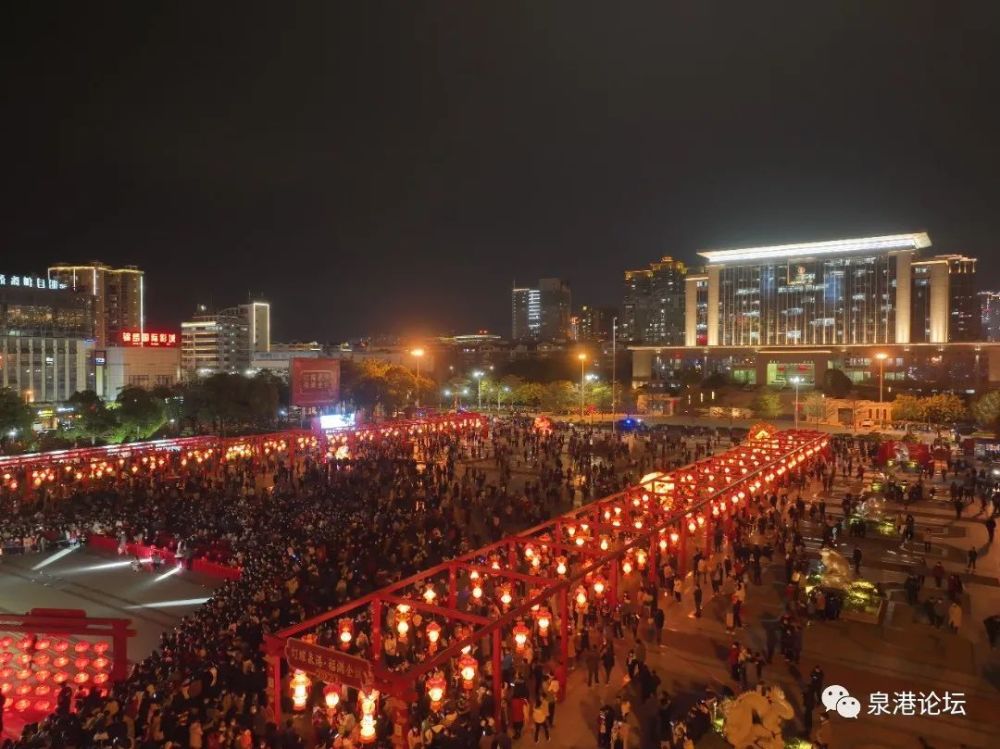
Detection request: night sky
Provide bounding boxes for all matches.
[4,3,999,341]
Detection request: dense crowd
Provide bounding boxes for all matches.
[0,419,674,749]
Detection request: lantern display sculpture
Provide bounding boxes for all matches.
[289,670,311,711]
[358,688,379,744]
[323,685,340,711]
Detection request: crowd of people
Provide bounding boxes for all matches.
[0,418,701,749]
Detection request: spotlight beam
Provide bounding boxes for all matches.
[32,546,79,570]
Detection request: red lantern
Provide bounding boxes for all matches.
[323,685,340,710]
[426,673,447,709]
[426,621,442,651]
[338,618,353,651]
[458,653,478,690]
[512,620,530,651]
[289,670,311,711]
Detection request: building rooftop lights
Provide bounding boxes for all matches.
[698,233,931,264]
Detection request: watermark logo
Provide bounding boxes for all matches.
[821,685,860,719]
[822,685,966,718]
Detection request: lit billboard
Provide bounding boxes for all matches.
[291,357,341,407]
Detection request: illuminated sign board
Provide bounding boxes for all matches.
[120,331,178,347]
[0,275,67,290]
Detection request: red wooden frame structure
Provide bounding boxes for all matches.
[0,609,135,718]
[264,426,831,743]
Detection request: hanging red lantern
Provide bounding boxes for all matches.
[338,618,353,651]
[426,672,447,709]
[458,653,478,690]
[512,620,531,651]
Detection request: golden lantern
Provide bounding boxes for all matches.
[397,619,410,638]
[636,549,647,568]
[622,559,633,575]
[536,607,551,633]
[358,688,379,744]
[592,577,606,596]
[696,514,706,528]
[670,530,680,545]
[471,581,484,599]
[512,620,530,651]
[555,556,567,576]
[426,673,447,709]
[458,653,478,689]
[323,685,340,710]
[565,524,576,538]
[659,537,668,551]
[290,670,311,711]
[499,585,513,607]
[338,618,353,651]
[423,585,436,604]
[599,535,610,551]
[575,586,588,609]
[524,544,535,560]
[687,518,697,533]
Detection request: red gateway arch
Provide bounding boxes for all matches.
[265,425,830,746]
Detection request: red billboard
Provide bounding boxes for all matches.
[120,330,177,347]
[291,357,340,407]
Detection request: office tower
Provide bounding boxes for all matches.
[48,261,144,348]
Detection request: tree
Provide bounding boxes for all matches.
[116,386,165,440]
[68,390,118,442]
[750,391,782,420]
[971,391,1000,435]
[892,394,925,423]
[0,388,33,446]
[820,368,853,398]
[803,392,827,426]
[922,393,967,425]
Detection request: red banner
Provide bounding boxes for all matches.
[285,637,375,688]
[290,358,341,407]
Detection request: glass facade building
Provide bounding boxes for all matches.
[714,249,902,346]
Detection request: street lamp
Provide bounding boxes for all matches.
[789,376,802,430]
[611,316,617,433]
[874,352,888,425]
[498,385,510,412]
[472,370,484,410]
[577,353,587,420]
[410,348,425,407]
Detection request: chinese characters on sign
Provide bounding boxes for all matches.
[284,638,375,689]
[120,330,178,347]
[867,691,965,717]
[0,275,66,290]
[290,358,341,407]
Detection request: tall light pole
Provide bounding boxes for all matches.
[472,370,484,410]
[790,376,802,430]
[611,316,617,433]
[410,348,425,407]
[498,385,510,412]
[875,352,888,425]
[577,353,587,420]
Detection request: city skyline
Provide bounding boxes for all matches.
[3,4,1000,341]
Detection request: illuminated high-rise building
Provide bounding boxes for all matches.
[48,261,144,348]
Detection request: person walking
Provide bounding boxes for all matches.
[601,640,615,685]
[653,606,665,646]
[948,601,963,633]
[531,697,550,743]
[852,546,862,575]
[967,546,978,572]
[986,516,996,544]
[932,561,944,588]
[586,645,600,687]
[694,584,703,618]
